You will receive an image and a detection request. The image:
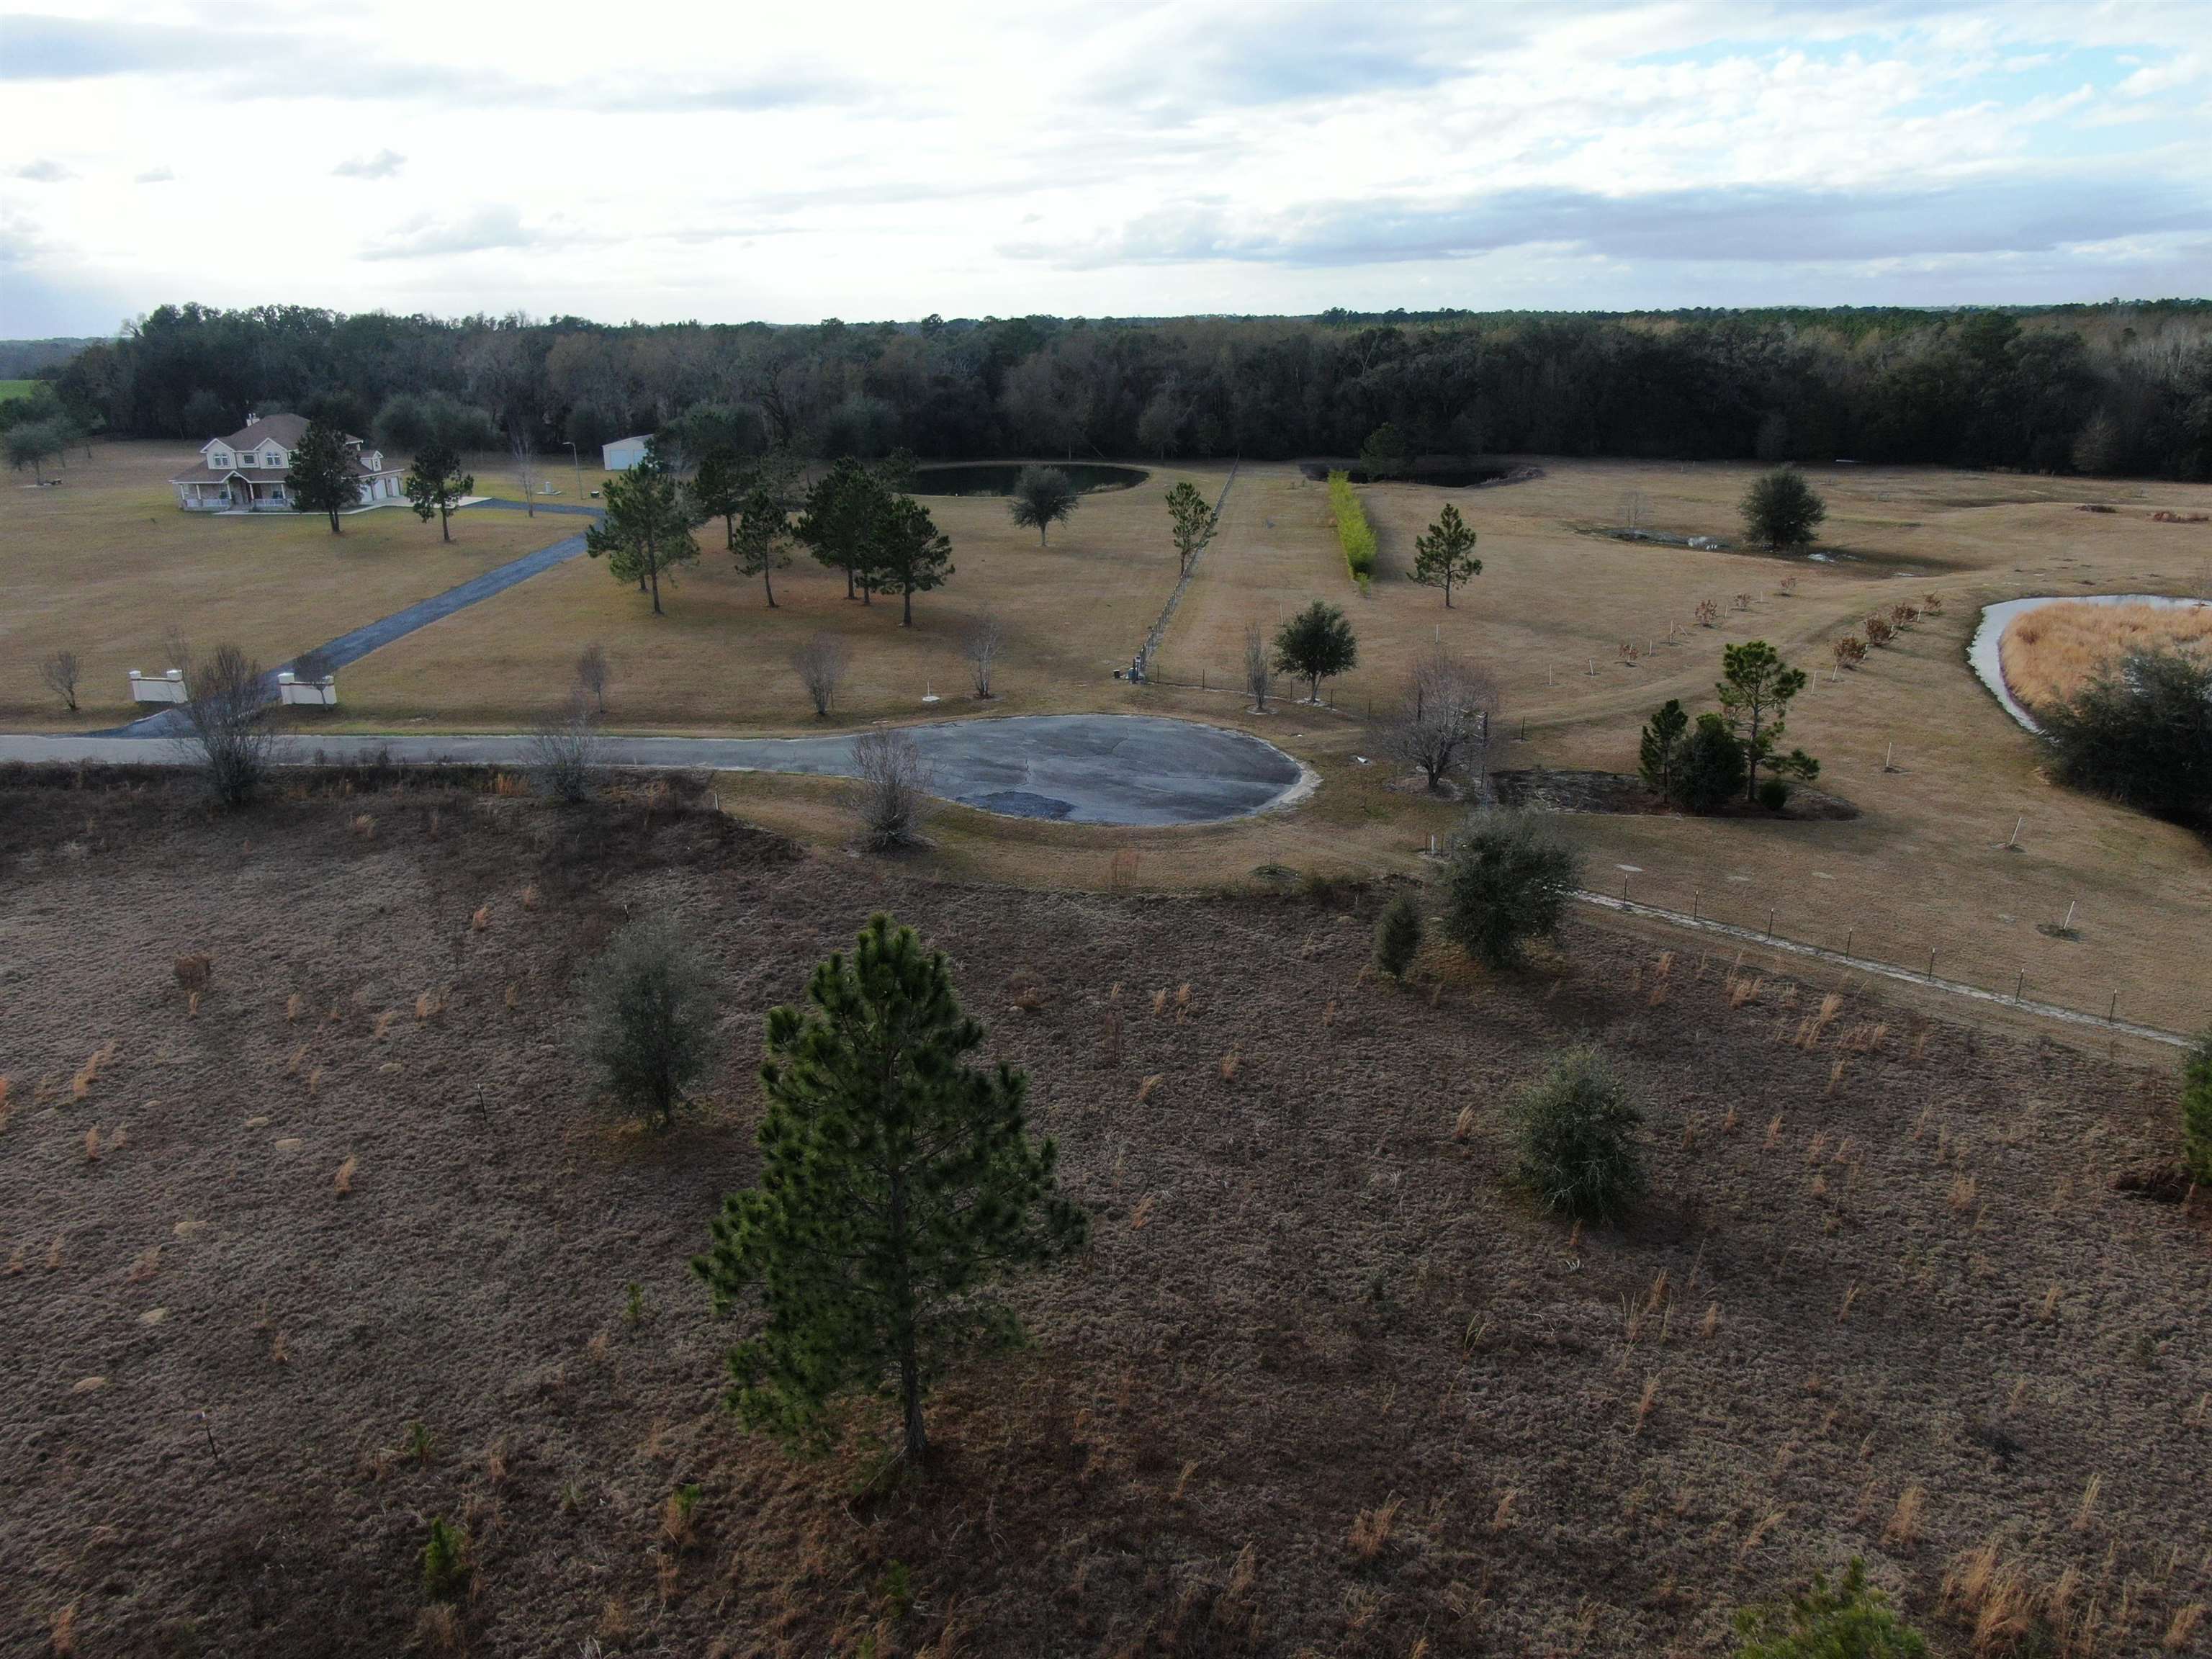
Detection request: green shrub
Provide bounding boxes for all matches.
[1757,775,1792,811]
[1328,471,1377,580]
[1508,1047,1645,1223]
[1440,811,1583,968]
[421,1516,473,1604]
[1372,891,1423,980]
[579,912,716,1126]
[2184,1032,2212,1186]
[1679,711,1748,813]
[1732,1558,1928,1658]
[2040,644,2212,824]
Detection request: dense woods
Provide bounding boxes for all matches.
[24,300,2212,478]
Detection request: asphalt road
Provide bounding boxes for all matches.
[1,715,1311,827]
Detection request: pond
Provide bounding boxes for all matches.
[1968,593,2212,734]
[909,462,1150,497]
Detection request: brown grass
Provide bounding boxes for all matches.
[1347,1496,1401,1561]
[2000,599,2212,710]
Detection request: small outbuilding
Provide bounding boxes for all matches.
[602,434,653,471]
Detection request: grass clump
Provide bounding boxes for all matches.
[1441,811,1583,968]
[1372,891,1423,981]
[421,1516,473,1604]
[1732,1558,1928,1657]
[579,912,716,1128]
[2183,1031,2212,1186]
[1508,1047,1645,1223]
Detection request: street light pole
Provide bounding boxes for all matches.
[565,441,583,502]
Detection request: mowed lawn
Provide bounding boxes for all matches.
[1149,458,2212,1034]
[339,462,1224,731]
[0,441,593,729]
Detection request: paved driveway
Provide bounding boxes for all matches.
[1,715,1311,827]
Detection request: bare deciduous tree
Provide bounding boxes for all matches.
[509,424,541,517]
[791,632,849,719]
[962,611,1004,698]
[528,696,606,804]
[176,643,276,806]
[39,649,81,712]
[575,642,610,713]
[850,728,931,849]
[1377,645,1498,793]
[1244,623,1272,712]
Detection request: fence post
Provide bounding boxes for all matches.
[1928,948,1937,978]
[1844,926,1853,957]
[1766,907,1774,938]
[1691,889,1699,921]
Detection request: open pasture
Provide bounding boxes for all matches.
[0,442,600,729]
[336,462,1228,732]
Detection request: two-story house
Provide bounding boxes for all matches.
[171,413,404,512]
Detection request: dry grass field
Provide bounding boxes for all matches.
[0,441,598,729]
[2000,600,2212,711]
[10,444,2211,1035]
[336,462,1220,732]
[3,775,2207,1657]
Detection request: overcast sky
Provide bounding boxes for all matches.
[2,1,2207,338]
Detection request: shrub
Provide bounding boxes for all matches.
[1508,1047,1645,1223]
[1679,712,1748,813]
[421,1517,473,1604]
[527,698,605,803]
[1741,467,1827,552]
[1833,634,1867,670]
[2039,644,2212,823]
[1731,1558,1929,1658]
[579,913,716,1127]
[791,631,849,719]
[2184,1033,2212,1186]
[850,729,931,849]
[1327,471,1377,580]
[1864,612,1895,647]
[1638,698,1689,799]
[1756,775,1792,811]
[176,643,274,807]
[1440,811,1583,968]
[1372,891,1423,980]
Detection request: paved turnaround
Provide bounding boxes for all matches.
[1,714,1312,827]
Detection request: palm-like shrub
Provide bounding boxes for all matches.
[1508,1048,1645,1223]
[1372,891,1423,980]
[579,914,716,1126]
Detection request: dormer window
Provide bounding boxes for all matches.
[212,451,231,467]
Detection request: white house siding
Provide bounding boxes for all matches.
[602,436,651,470]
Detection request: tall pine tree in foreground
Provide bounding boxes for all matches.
[586,441,699,616]
[693,914,1087,1467]
[286,418,359,534]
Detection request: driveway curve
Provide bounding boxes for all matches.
[0,714,1313,827]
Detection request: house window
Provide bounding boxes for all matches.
[213,452,230,467]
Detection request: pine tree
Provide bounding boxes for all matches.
[403,439,474,542]
[730,484,793,608]
[1373,891,1424,980]
[585,442,700,616]
[1412,503,1482,606]
[796,457,891,603]
[1164,479,1218,575]
[1717,641,1819,804]
[872,495,955,626]
[286,418,359,534]
[1638,698,1690,801]
[693,914,1087,1467]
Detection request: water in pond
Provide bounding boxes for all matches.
[909,462,1149,497]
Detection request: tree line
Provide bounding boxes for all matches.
[27,299,2212,479]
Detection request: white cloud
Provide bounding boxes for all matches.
[135,166,174,184]
[14,158,72,182]
[333,149,405,179]
[0,0,2206,334]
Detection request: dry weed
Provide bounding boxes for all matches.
[1347,1495,1401,1561]
[2169,1604,2206,1651]
[1452,1104,1475,1141]
[2072,1473,2101,1533]
[1490,1488,1519,1532]
[470,904,490,931]
[334,1155,357,1196]
[1218,1049,1241,1082]
[1632,1375,1660,1434]
[1129,1194,1156,1231]
[1136,1074,1162,1105]
[1884,1485,1926,1551]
